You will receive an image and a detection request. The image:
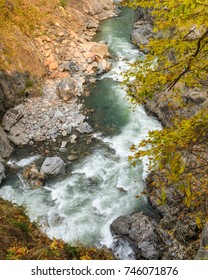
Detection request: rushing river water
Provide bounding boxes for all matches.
[0,7,161,259]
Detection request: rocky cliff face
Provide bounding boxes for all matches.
[68,0,115,20]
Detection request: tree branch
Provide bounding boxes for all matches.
[167,28,208,91]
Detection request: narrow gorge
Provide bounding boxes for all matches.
[0,0,207,260]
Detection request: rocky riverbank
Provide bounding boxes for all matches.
[110,6,208,260]
[0,0,116,183]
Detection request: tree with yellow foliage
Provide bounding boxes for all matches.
[123,0,208,101]
[123,0,208,225]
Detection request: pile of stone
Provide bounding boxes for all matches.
[35,29,112,79]
[1,79,92,146]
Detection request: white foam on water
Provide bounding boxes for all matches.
[7,155,41,167]
[0,93,160,249]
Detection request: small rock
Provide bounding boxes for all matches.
[49,60,58,70]
[87,20,99,29]
[76,122,92,134]
[61,141,67,148]
[59,62,71,72]
[62,39,68,45]
[58,32,65,37]
[61,123,71,131]
[89,78,96,84]
[8,126,29,145]
[84,52,95,60]
[69,134,77,144]
[44,44,51,50]
[73,50,82,58]
[36,37,43,45]
[56,72,69,78]
[70,41,76,48]
[59,147,67,153]
[44,49,52,57]
[62,130,67,137]
[33,133,46,142]
[67,155,78,161]
[49,128,58,135]
[54,110,65,122]
[75,114,85,124]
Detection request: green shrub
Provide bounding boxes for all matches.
[59,0,68,8]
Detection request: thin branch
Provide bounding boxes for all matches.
[168,66,190,90]
[183,27,197,40]
[167,29,208,90]
[180,164,208,176]
[193,29,208,58]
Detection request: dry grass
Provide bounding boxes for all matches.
[0,0,91,74]
[0,0,63,74]
[0,198,114,260]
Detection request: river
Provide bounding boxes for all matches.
[0,7,161,259]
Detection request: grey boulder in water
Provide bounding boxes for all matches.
[40,156,66,175]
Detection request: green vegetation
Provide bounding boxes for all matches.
[0,198,114,260]
[123,0,208,101]
[129,110,208,225]
[123,0,208,224]
[59,0,68,8]
[25,77,35,88]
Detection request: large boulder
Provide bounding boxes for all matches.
[111,213,163,259]
[185,90,208,104]
[7,125,29,146]
[89,43,109,59]
[2,109,29,146]
[0,72,22,119]
[131,23,153,48]
[83,42,109,59]
[40,157,66,175]
[0,126,13,159]
[57,76,76,101]
[195,223,208,260]
[0,162,5,184]
[144,86,208,127]
[23,164,45,189]
[111,212,188,260]
[134,7,153,22]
